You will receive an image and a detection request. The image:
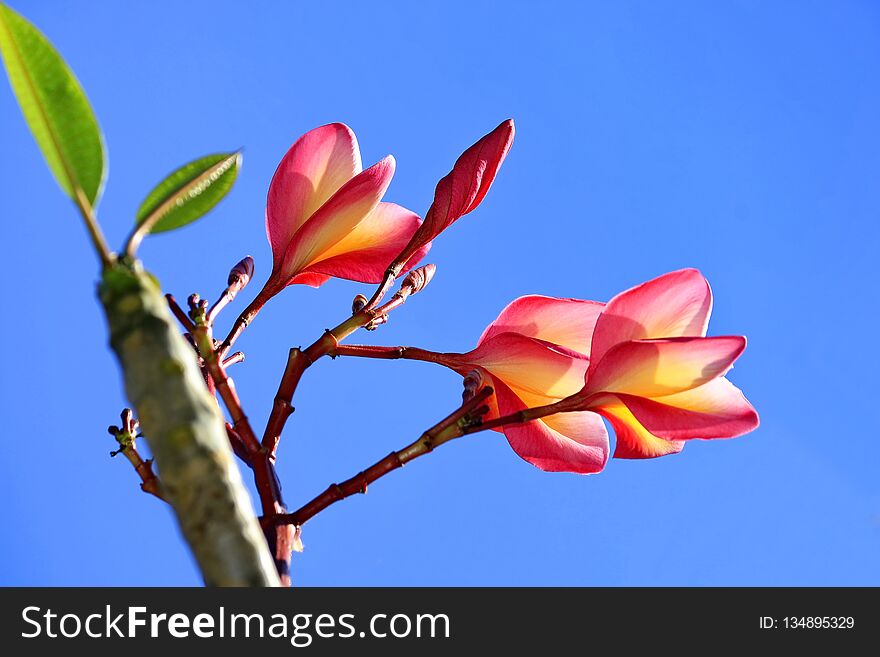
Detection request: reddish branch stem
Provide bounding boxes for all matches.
[332,343,449,365]
[226,422,253,466]
[170,264,434,577]
[363,266,401,313]
[270,387,582,528]
[207,288,235,324]
[223,351,245,368]
[109,412,165,501]
[261,288,415,459]
[273,387,494,527]
[219,294,267,357]
[202,355,261,455]
[122,449,164,500]
[333,345,586,427]
[165,294,195,332]
[193,320,293,585]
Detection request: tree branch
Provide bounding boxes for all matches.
[100,263,279,586]
[190,307,294,586]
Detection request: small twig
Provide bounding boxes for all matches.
[165,294,195,332]
[362,266,401,313]
[108,409,164,500]
[261,268,436,458]
[222,351,245,368]
[218,291,268,357]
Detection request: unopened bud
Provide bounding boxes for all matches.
[365,314,388,331]
[351,294,368,314]
[462,369,485,401]
[107,425,120,436]
[401,264,437,296]
[292,526,304,553]
[228,256,255,290]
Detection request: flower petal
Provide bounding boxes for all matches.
[288,271,331,288]
[591,396,686,459]
[458,332,588,400]
[297,202,428,284]
[279,156,395,282]
[589,269,713,367]
[583,336,746,398]
[494,380,609,474]
[614,377,759,440]
[478,295,604,356]
[266,123,361,268]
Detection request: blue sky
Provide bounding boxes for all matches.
[1,0,878,585]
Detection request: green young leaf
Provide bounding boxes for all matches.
[135,152,242,235]
[0,3,106,206]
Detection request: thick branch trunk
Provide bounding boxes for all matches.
[99,263,279,587]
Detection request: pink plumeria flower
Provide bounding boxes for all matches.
[259,123,428,300]
[567,269,759,458]
[433,295,611,474]
[428,269,757,474]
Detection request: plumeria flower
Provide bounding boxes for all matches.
[426,295,611,474]
[564,268,759,459]
[253,123,429,306]
[409,269,757,474]
[226,121,512,352]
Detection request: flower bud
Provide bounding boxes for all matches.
[462,369,485,401]
[351,294,368,314]
[365,314,388,331]
[227,255,255,290]
[401,264,436,296]
[393,119,514,266]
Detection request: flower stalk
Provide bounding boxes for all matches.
[273,386,494,528]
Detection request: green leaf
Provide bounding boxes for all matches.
[0,3,106,206]
[136,152,242,235]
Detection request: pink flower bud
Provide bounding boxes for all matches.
[395,120,514,265]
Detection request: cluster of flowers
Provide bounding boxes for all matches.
[252,121,758,475]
